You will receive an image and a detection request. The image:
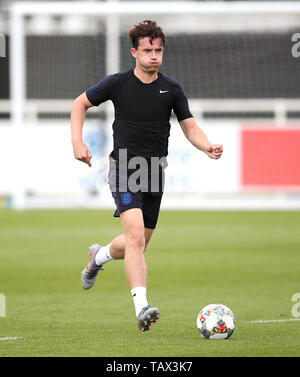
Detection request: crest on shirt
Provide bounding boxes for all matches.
[121,192,133,205]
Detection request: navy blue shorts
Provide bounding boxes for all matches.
[108,156,166,229]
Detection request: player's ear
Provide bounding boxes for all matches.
[130,47,137,58]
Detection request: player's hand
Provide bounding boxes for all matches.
[72,140,92,167]
[206,144,223,160]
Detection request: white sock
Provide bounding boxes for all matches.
[131,286,149,317]
[95,243,114,266]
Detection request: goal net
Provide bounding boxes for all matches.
[7,1,300,209]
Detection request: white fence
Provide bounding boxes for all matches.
[1,1,300,210]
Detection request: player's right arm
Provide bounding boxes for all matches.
[71,74,115,166]
[71,92,94,167]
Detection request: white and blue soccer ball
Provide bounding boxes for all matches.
[197,303,235,340]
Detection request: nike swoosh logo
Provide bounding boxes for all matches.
[160,90,169,94]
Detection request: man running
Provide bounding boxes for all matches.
[71,20,223,333]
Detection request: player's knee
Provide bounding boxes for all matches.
[127,228,145,250]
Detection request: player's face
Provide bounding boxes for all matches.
[131,37,164,74]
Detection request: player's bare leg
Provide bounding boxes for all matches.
[81,225,153,290]
[109,227,154,260]
[120,208,147,288]
[120,208,160,332]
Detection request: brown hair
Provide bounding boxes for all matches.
[128,20,166,49]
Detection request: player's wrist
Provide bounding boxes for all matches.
[71,137,84,145]
[202,143,212,154]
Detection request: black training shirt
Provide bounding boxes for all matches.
[86,69,193,160]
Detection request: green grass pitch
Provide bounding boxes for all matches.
[0,209,300,357]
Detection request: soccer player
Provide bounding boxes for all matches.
[71,20,223,333]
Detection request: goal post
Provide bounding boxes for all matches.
[8,1,300,210]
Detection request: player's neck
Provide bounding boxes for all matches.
[133,67,158,84]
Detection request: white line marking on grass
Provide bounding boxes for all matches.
[0,336,23,341]
[251,318,300,324]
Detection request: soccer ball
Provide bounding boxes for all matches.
[197,303,235,340]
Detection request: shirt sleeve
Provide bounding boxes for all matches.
[172,83,193,122]
[85,74,116,106]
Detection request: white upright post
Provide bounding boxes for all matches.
[10,4,26,210]
[106,0,120,75]
[104,0,120,156]
[10,5,25,133]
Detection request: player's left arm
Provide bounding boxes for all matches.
[179,117,223,160]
